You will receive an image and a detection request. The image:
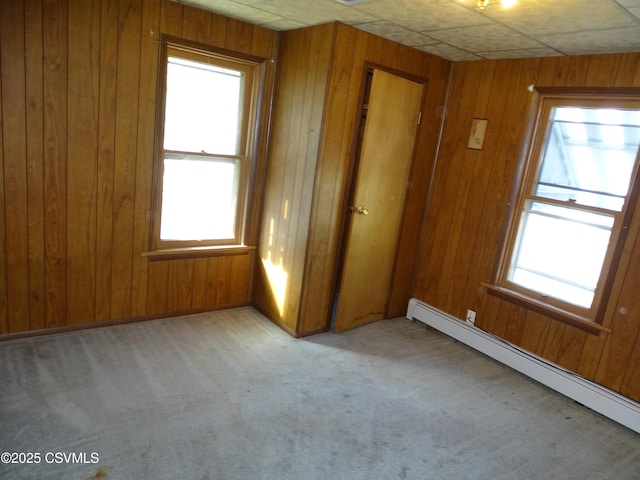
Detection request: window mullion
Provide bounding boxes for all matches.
[164,149,245,162]
[526,193,622,219]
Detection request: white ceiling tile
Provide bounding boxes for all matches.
[426,24,546,53]
[355,21,438,46]
[628,7,640,19]
[248,0,378,25]
[181,0,282,24]
[536,27,640,56]
[354,0,491,32]
[176,0,640,61]
[261,18,307,31]
[415,42,483,61]
[478,47,563,60]
[616,0,640,7]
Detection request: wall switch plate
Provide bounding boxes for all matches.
[466,309,476,325]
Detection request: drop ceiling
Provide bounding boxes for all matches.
[178,0,640,61]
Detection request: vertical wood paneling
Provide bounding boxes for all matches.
[518,310,551,355]
[208,12,227,47]
[555,330,587,373]
[182,4,210,43]
[1,0,30,333]
[67,0,100,325]
[388,53,451,315]
[541,322,566,364]
[2,0,276,335]
[146,260,169,315]
[595,220,640,391]
[502,304,527,345]
[585,55,621,86]
[297,24,367,335]
[160,0,183,37]
[110,0,142,319]
[224,18,240,51]
[24,0,46,331]
[458,60,517,316]
[167,259,194,312]
[230,253,252,305]
[619,228,640,399]
[256,23,453,335]
[253,23,335,333]
[551,56,572,85]
[204,257,220,309]
[95,0,118,322]
[415,52,640,402]
[130,0,161,317]
[191,258,209,310]
[414,61,469,304]
[43,0,68,329]
[621,335,640,400]
[216,256,233,305]
[0,14,7,333]
[250,21,276,61]
[443,60,504,317]
[417,61,484,310]
[566,55,591,86]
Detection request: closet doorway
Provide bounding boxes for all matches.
[333,68,425,332]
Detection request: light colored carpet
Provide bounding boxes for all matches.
[1,307,638,480]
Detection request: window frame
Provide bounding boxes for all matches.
[149,36,262,253]
[488,87,640,332]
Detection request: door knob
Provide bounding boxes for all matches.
[351,205,369,215]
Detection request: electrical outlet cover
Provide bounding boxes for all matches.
[466,309,476,325]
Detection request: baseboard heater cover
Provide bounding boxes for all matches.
[407,298,640,434]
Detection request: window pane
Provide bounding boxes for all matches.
[164,56,244,155]
[535,107,640,211]
[160,155,239,241]
[509,201,614,308]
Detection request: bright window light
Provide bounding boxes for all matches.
[164,57,243,155]
[502,98,640,318]
[154,45,255,247]
[160,155,239,241]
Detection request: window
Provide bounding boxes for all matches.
[151,39,259,251]
[491,89,640,328]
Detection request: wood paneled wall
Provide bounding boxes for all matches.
[0,0,277,335]
[255,22,451,336]
[253,23,336,336]
[304,23,451,333]
[414,53,640,402]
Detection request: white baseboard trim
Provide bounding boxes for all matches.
[407,298,640,434]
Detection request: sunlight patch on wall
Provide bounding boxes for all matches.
[261,256,288,317]
[261,217,288,317]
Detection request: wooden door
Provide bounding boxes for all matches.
[333,69,423,332]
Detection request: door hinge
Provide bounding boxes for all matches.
[417,111,422,125]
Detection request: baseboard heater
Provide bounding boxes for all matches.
[407,298,640,434]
